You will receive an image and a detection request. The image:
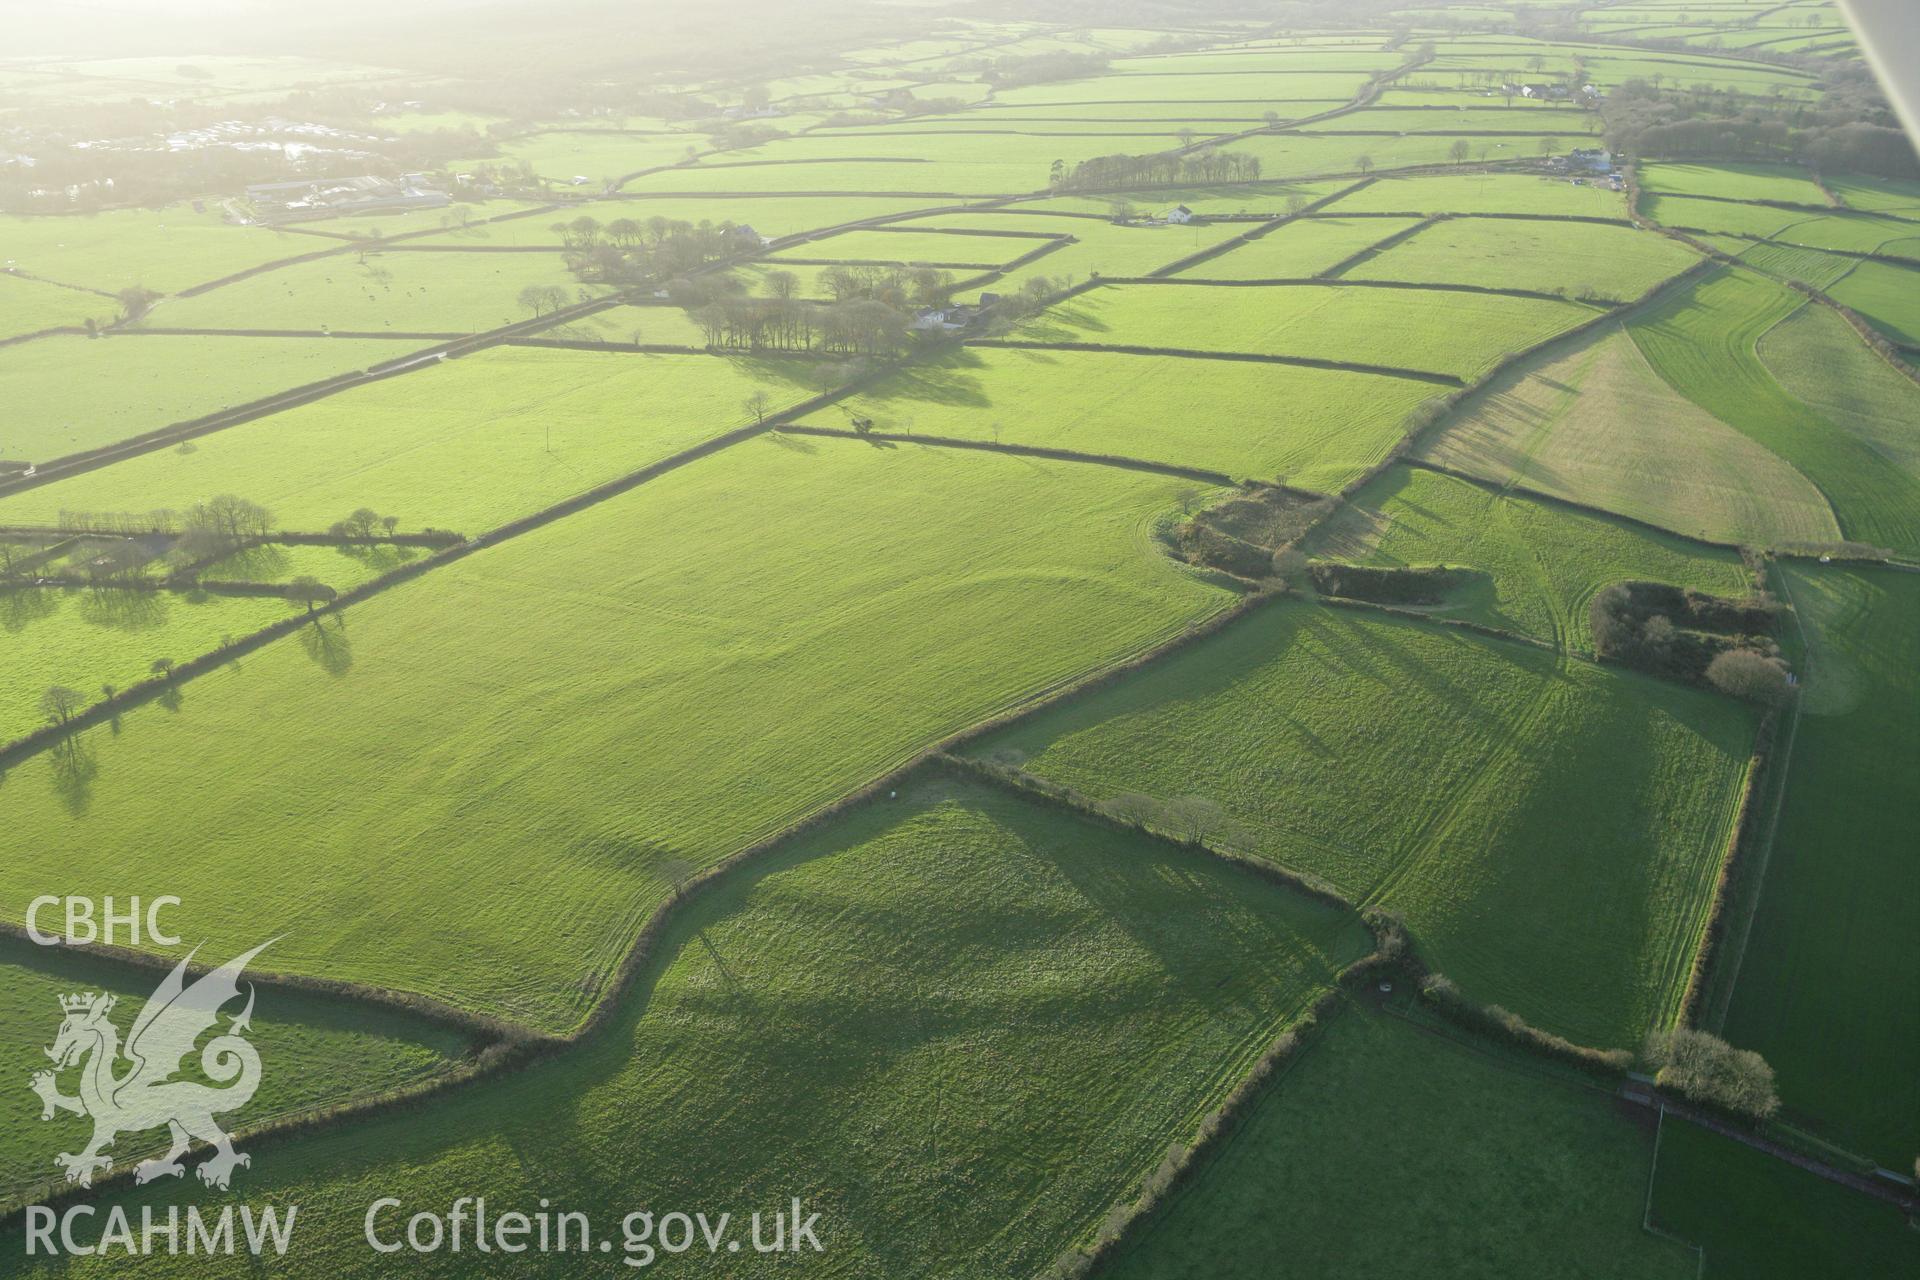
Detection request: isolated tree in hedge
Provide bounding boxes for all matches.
[1448,139,1471,165]
[1354,153,1375,176]
[1707,648,1789,705]
[345,507,381,539]
[39,685,82,725]
[286,575,337,615]
[744,391,772,425]
[149,657,175,680]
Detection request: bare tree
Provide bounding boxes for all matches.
[39,686,83,725]
[1707,649,1790,704]
[744,391,772,425]
[1354,153,1376,176]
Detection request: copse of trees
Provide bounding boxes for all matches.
[979,52,1108,88]
[557,217,762,289]
[1706,648,1791,705]
[1590,581,1784,689]
[1643,1028,1780,1120]
[1053,148,1262,191]
[1602,76,1919,179]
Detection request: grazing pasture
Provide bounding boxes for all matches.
[408,195,951,246]
[1,334,412,463]
[1826,259,1920,349]
[1648,1117,1920,1277]
[987,70,1378,106]
[795,344,1442,488]
[905,212,1249,291]
[1306,465,1755,651]
[1321,172,1628,217]
[1018,282,1598,380]
[199,540,423,593]
[0,347,805,534]
[0,939,471,1207]
[1825,175,1920,217]
[1107,1006,1695,1279]
[971,599,1754,1046]
[1638,162,1831,205]
[1347,217,1698,299]
[0,207,316,294]
[1418,325,1840,547]
[1632,268,1920,556]
[473,129,702,185]
[0,271,112,339]
[6,776,1364,1277]
[1176,217,1425,279]
[0,438,1229,1031]
[0,585,295,746]
[138,251,611,333]
[1720,566,1920,1165]
[768,227,1024,266]
[1758,303,1920,486]
[1219,132,1535,179]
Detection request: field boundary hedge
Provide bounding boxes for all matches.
[1142,179,1367,278]
[1675,707,1781,1029]
[111,326,467,340]
[777,424,1235,483]
[0,924,521,1043]
[967,338,1465,385]
[1404,457,1749,552]
[1113,274,1601,304]
[1315,213,1440,278]
[0,290,630,493]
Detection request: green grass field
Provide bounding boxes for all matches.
[768,227,1020,266]
[1347,217,1698,299]
[1175,216,1425,279]
[1647,1116,1920,1277]
[904,211,1249,291]
[0,438,1230,1032]
[970,598,1755,1046]
[1108,1005,1696,1279]
[1827,258,1920,348]
[409,195,949,246]
[1017,282,1598,379]
[1,775,1367,1277]
[1320,172,1628,217]
[1638,162,1830,205]
[0,584,299,746]
[987,69,1376,106]
[138,251,611,333]
[0,940,472,1208]
[1826,175,1920,218]
[198,540,426,593]
[0,208,318,294]
[1719,565,1920,1165]
[474,129,703,185]
[1418,324,1841,547]
[1306,465,1754,650]
[1758,303,1920,492]
[1,333,412,463]
[794,344,1443,488]
[1631,268,1920,556]
[0,272,113,340]
[1221,131,1542,179]
[0,346,817,535]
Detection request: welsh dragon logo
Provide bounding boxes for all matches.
[29,942,272,1191]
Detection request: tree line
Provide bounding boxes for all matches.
[1053,148,1263,192]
